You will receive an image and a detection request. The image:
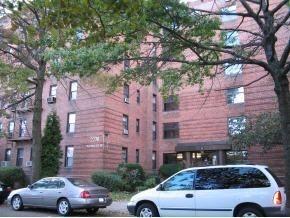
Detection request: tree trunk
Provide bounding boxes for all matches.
[274,74,290,215]
[31,65,45,182]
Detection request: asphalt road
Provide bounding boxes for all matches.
[0,201,131,217]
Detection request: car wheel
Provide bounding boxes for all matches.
[237,207,263,217]
[86,208,99,215]
[136,203,159,217]
[57,198,72,216]
[11,195,23,211]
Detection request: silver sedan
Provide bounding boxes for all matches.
[7,177,112,216]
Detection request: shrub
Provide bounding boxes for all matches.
[0,167,26,188]
[91,171,123,192]
[117,163,145,191]
[159,163,182,179]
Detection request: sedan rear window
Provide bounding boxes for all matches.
[67,178,95,187]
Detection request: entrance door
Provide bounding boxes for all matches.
[157,170,196,217]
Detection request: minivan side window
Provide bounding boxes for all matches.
[195,167,270,190]
[163,170,195,191]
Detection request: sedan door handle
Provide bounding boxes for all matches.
[39,191,43,193]
[185,193,194,198]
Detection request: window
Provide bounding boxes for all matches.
[124,58,130,70]
[30,147,33,161]
[136,149,140,163]
[32,179,50,190]
[228,116,246,135]
[164,95,179,111]
[195,167,270,190]
[226,150,248,164]
[8,121,14,137]
[4,149,11,161]
[123,84,129,103]
[69,81,78,100]
[122,147,128,163]
[0,122,2,134]
[227,87,244,104]
[19,119,27,137]
[221,5,237,22]
[224,63,242,75]
[163,170,195,191]
[136,119,140,133]
[224,31,239,46]
[152,151,157,170]
[136,90,140,104]
[50,85,57,97]
[153,94,157,111]
[152,121,157,140]
[16,148,24,167]
[65,146,74,168]
[67,113,76,133]
[163,122,179,139]
[123,115,129,135]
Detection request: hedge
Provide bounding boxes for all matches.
[159,163,182,179]
[0,167,26,188]
[91,171,123,192]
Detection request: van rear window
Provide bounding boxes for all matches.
[265,168,283,187]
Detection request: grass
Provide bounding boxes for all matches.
[110,191,136,201]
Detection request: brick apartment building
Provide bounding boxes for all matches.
[0,0,288,180]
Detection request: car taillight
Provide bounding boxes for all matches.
[80,191,91,199]
[273,191,282,205]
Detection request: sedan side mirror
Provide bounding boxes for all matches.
[158,183,164,191]
[27,185,32,189]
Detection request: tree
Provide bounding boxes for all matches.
[0,0,69,181]
[49,0,290,212]
[232,112,282,151]
[41,112,62,178]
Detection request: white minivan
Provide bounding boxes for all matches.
[127,165,286,217]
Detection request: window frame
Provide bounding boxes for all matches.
[221,5,237,22]
[16,148,24,167]
[162,170,196,191]
[123,114,129,135]
[136,149,140,163]
[152,150,157,170]
[49,84,57,97]
[164,95,179,111]
[4,148,11,161]
[152,121,157,141]
[136,90,140,104]
[123,83,130,101]
[19,119,27,137]
[65,145,74,168]
[136,118,140,133]
[152,94,157,112]
[122,147,128,163]
[69,81,78,100]
[226,87,245,104]
[163,122,180,139]
[228,116,246,136]
[67,112,76,133]
[8,121,14,137]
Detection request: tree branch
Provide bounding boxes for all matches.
[3,92,35,110]
[271,0,289,15]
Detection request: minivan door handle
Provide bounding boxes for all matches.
[185,193,194,198]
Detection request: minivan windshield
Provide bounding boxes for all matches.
[67,178,95,187]
[265,168,283,187]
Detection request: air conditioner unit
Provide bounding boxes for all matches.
[1,161,10,167]
[47,96,56,104]
[123,129,129,135]
[26,161,32,167]
[124,97,129,103]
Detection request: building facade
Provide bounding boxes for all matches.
[0,0,288,181]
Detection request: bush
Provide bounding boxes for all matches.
[0,167,26,188]
[117,163,145,191]
[91,171,123,192]
[159,163,182,179]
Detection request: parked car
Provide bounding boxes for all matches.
[7,177,112,216]
[127,165,286,217]
[0,181,11,205]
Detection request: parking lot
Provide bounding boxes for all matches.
[0,201,131,217]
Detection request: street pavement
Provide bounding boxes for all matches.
[0,201,131,217]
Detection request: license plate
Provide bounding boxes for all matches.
[98,198,104,203]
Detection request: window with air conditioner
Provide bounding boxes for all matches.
[123,84,129,103]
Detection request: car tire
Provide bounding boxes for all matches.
[11,195,24,211]
[57,198,72,216]
[136,203,159,217]
[236,206,264,217]
[86,208,99,215]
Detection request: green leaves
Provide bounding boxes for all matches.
[232,112,282,151]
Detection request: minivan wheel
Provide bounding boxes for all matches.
[237,207,263,217]
[86,208,99,215]
[11,195,23,211]
[136,203,159,217]
[57,198,72,216]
